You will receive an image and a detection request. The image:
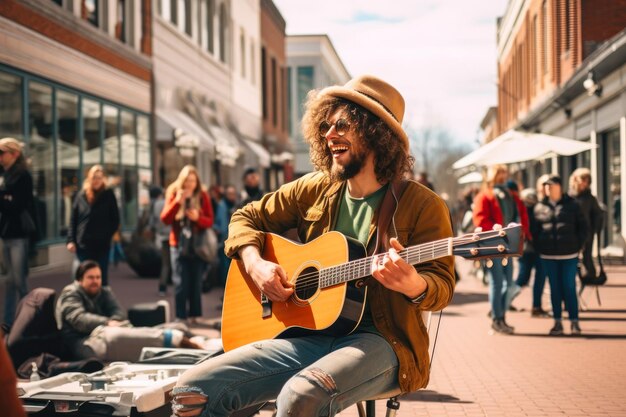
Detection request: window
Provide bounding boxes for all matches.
[56,90,79,237]
[121,111,137,228]
[103,105,121,212]
[82,0,99,27]
[296,66,314,125]
[0,71,23,139]
[542,0,548,75]
[240,29,246,78]
[28,82,55,241]
[219,3,228,63]
[287,66,292,135]
[206,0,214,53]
[82,98,101,167]
[271,57,277,127]
[564,0,571,51]
[184,0,192,36]
[261,47,267,120]
[250,40,255,84]
[171,0,178,26]
[115,0,127,43]
[532,15,538,82]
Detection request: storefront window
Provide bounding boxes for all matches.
[606,130,621,238]
[103,105,121,212]
[0,71,23,139]
[121,111,137,228]
[28,82,55,241]
[82,98,101,167]
[296,66,314,128]
[57,90,79,237]
[82,0,99,27]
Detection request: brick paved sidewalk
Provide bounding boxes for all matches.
[7,258,626,416]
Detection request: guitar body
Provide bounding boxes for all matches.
[221,232,368,352]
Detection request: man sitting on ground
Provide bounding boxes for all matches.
[55,260,209,362]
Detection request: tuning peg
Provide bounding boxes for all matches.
[485,258,493,268]
[473,260,481,269]
[470,248,479,256]
[502,257,508,266]
[492,224,503,231]
[498,244,505,253]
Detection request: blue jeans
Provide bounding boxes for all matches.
[515,251,547,309]
[172,332,400,417]
[76,249,110,286]
[170,246,204,319]
[541,257,579,321]
[2,238,29,326]
[489,259,513,320]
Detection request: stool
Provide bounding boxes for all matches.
[356,310,439,417]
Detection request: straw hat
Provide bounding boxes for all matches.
[319,75,409,152]
[0,137,24,154]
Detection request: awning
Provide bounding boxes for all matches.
[206,125,240,167]
[453,130,597,170]
[155,109,215,150]
[240,137,271,168]
[457,171,483,184]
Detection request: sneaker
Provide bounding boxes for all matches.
[491,319,514,334]
[571,322,582,335]
[531,307,551,318]
[549,321,564,336]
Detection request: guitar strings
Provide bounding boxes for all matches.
[289,234,511,293]
[292,241,453,292]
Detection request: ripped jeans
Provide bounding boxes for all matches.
[172,332,400,417]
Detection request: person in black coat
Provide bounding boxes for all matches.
[66,165,120,286]
[569,168,605,281]
[0,138,36,326]
[532,174,589,336]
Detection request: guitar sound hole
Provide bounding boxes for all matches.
[294,267,320,301]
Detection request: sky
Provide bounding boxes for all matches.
[273,0,510,148]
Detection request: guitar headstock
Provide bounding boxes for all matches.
[453,223,523,264]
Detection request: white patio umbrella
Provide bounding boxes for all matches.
[457,171,484,184]
[453,130,597,170]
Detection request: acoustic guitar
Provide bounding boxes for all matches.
[221,224,522,351]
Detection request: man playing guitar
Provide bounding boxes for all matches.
[171,75,456,417]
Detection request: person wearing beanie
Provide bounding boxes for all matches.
[0,137,36,327]
[171,75,455,416]
[55,260,211,361]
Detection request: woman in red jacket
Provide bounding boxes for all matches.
[473,164,528,334]
[160,165,214,323]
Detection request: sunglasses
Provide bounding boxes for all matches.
[319,118,351,138]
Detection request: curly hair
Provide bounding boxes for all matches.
[301,90,414,183]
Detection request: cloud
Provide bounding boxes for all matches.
[273,0,509,146]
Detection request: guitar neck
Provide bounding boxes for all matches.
[319,238,453,289]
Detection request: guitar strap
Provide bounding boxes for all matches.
[371,179,409,256]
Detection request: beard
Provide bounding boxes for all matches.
[330,148,368,181]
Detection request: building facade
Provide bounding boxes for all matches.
[260,0,292,190]
[286,35,350,176]
[0,0,153,267]
[493,0,626,256]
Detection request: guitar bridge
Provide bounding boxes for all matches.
[261,293,272,318]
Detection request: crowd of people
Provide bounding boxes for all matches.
[0,73,610,416]
[454,165,604,336]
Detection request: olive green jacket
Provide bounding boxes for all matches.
[225,171,455,392]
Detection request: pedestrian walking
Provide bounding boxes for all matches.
[532,174,589,336]
[160,165,214,323]
[66,164,120,287]
[214,184,239,286]
[149,186,172,296]
[0,137,36,327]
[240,167,264,207]
[473,164,528,334]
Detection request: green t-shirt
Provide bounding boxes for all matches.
[334,184,387,334]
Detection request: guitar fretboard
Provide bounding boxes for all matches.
[319,238,453,288]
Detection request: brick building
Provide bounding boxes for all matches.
[260,0,292,189]
[485,0,626,257]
